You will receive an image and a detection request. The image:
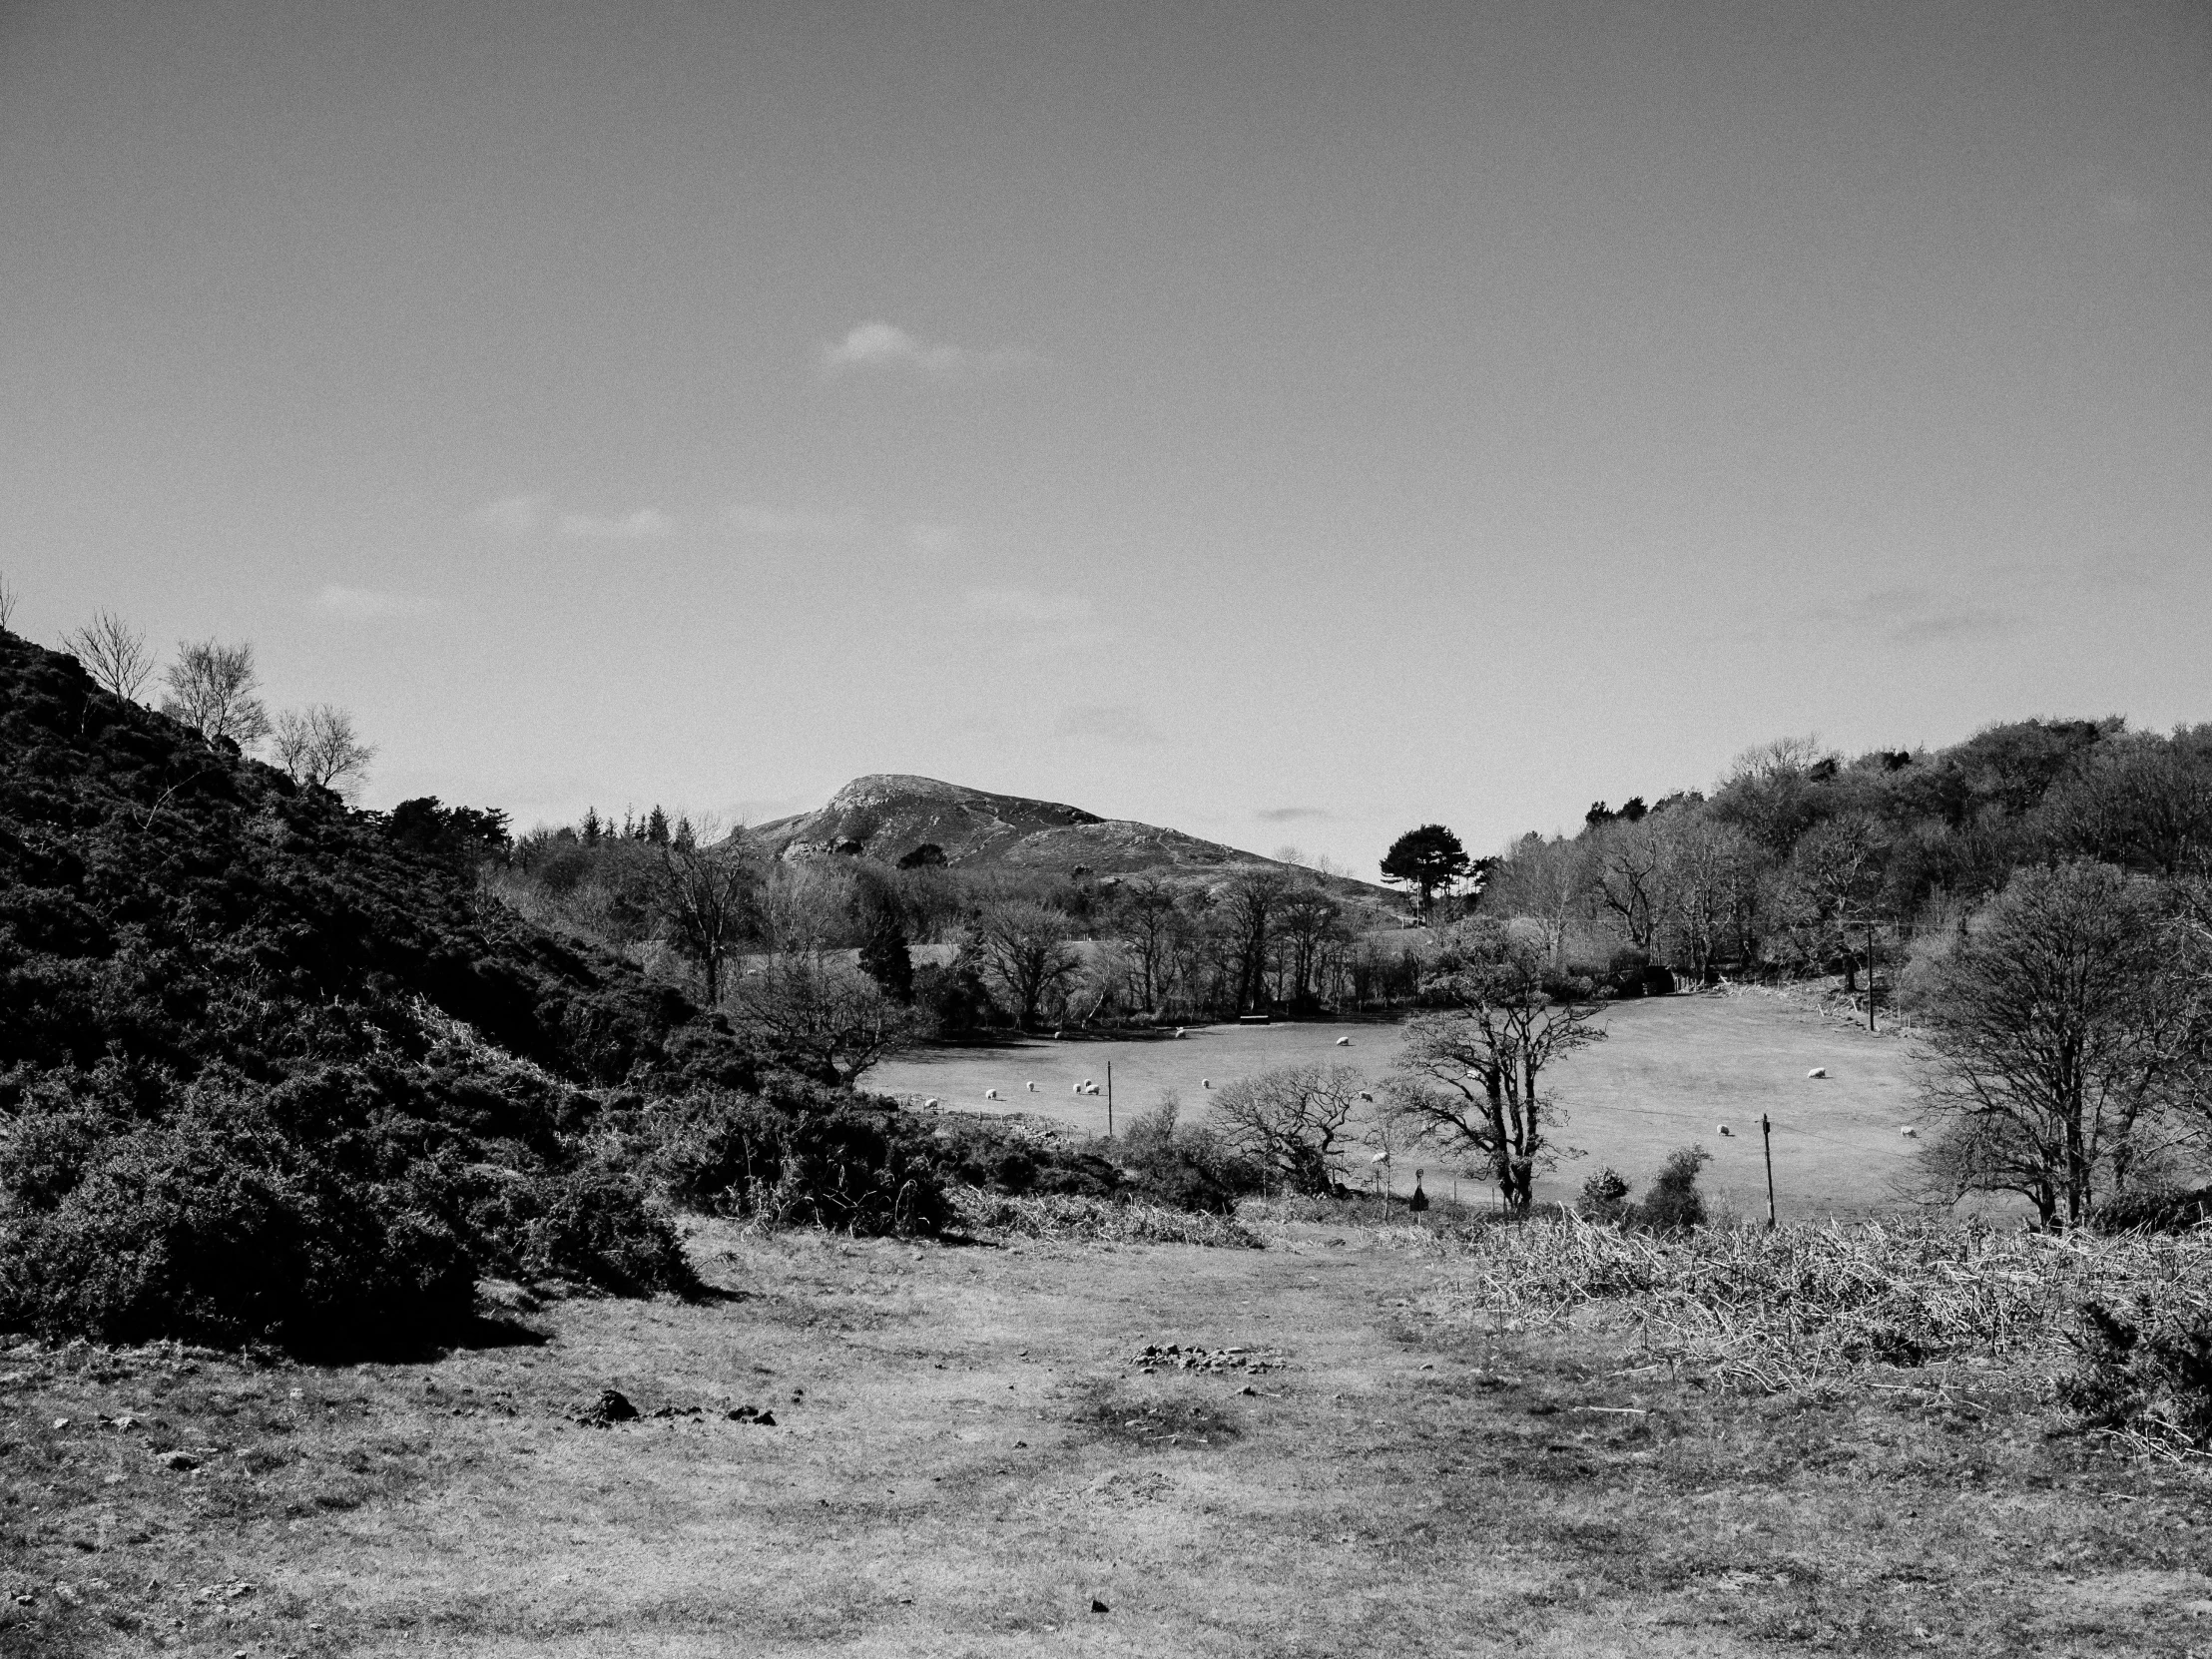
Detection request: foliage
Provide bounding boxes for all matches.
[647,1088,949,1236]
[950,1188,1264,1248]
[0,630,751,1349]
[1113,1096,1266,1214]
[1578,1167,1632,1224]
[2056,1296,2212,1455]
[973,900,1080,1029]
[1635,1146,1711,1232]
[1380,823,1472,910]
[727,950,930,1083]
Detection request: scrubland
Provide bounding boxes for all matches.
[6,1212,2208,1659]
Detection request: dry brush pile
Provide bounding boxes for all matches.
[1421,1215,2212,1455]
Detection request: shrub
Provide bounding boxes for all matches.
[1636,1146,1711,1232]
[649,1092,950,1236]
[1578,1167,1633,1224]
[0,1084,474,1352]
[2094,1184,2212,1234]
[2056,1296,2212,1453]
[1115,1097,1265,1215]
[461,1163,697,1297]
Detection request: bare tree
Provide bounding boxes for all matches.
[1382,919,1605,1211]
[160,639,272,750]
[729,948,929,1084]
[1588,816,1665,951]
[1218,867,1292,1012]
[271,704,376,798]
[1917,861,2208,1230]
[1484,832,1592,971]
[1654,811,1760,982]
[63,611,157,701]
[1109,875,1187,1014]
[653,825,760,1006]
[0,570,18,632]
[974,899,1081,1029]
[1209,1063,1365,1195]
[1275,880,1349,1009]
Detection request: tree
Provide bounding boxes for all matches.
[0,570,17,631]
[1209,1063,1365,1196]
[160,639,271,750]
[1589,816,1666,951]
[1381,919,1605,1211]
[1381,824,1472,913]
[897,842,947,869]
[652,828,759,1006]
[1218,868,1291,1013]
[64,611,155,701]
[975,900,1080,1029]
[1776,811,1888,988]
[1484,832,1592,971]
[385,798,512,870]
[2045,728,2212,879]
[1654,811,1760,982]
[729,950,928,1084]
[856,891,915,1005]
[1276,880,1350,1009]
[1109,876,1187,1015]
[1916,861,2208,1230]
[271,705,376,799]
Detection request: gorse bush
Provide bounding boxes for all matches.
[649,1088,950,1236]
[1636,1146,1711,1232]
[2056,1297,2212,1454]
[1113,1098,1265,1215]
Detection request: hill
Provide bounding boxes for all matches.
[0,627,762,1349]
[756,773,1391,902]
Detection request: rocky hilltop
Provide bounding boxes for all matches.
[754,774,1388,897]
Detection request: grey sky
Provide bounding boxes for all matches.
[5,1,2208,866]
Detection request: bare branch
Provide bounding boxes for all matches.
[64,611,157,701]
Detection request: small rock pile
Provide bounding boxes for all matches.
[574,1387,779,1427]
[1131,1343,1286,1377]
[575,1388,641,1427]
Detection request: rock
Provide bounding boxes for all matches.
[1238,1385,1258,1396]
[577,1388,639,1426]
[51,1417,69,1430]
[728,1405,759,1421]
[755,1410,777,1426]
[1091,1598,1110,1614]
[159,1451,202,1472]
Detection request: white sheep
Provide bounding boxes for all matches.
[983,1089,1001,1101]
[1807,1067,1828,1079]
[1026,1081,1037,1092]
[1202,1078,1212,1089]
[1174,1027,1186,1038]
[1900,1126,1919,1138]
[923,1098,939,1110]
[1717,1124,1734,1137]
[1335,1036,1352,1047]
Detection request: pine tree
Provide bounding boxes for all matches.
[646,806,671,846]
[858,904,915,1005]
[581,808,603,846]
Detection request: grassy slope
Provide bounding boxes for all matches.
[4,1225,2205,1658]
[869,992,1925,1217]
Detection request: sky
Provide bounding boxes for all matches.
[4,0,2209,869]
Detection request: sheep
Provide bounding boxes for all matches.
[983,1089,1001,1101]
[923,1098,939,1110]
[1052,1030,1064,1040]
[1807,1067,1828,1079]
[1357,1090,1375,1102]
[1026,1081,1037,1092]
[1202,1078,1212,1089]
[1717,1124,1734,1137]
[1335,1036,1352,1047]
[1900,1126,1919,1138]
[1174,1026,1186,1038]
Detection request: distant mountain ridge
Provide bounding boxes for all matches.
[754,774,1388,897]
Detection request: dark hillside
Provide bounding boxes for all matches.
[0,629,758,1350]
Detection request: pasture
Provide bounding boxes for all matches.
[6,1220,2201,1658]
[868,990,1926,1219]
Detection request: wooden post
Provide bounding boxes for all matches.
[1106,1060,1114,1140]
[1761,1112,1777,1230]
[1867,923,1878,1033]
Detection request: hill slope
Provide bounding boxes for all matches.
[0,628,756,1349]
[757,774,1389,899]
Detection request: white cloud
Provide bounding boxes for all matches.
[819,321,1042,378]
[1820,586,2015,645]
[473,494,545,534]
[558,508,675,540]
[1256,806,1331,824]
[315,584,418,620]
[965,586,1093,625]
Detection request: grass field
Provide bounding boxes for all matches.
[6,1219,2206,1658]
[869,990,1926,1218]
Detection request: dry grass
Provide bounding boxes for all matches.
[1423,1215,2212,1395]
[5,1221,2211,1657]
[949,1188,1264,1248]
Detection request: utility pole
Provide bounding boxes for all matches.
[1761,1112,1777,1230]
[1106,1060,1114,1140]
